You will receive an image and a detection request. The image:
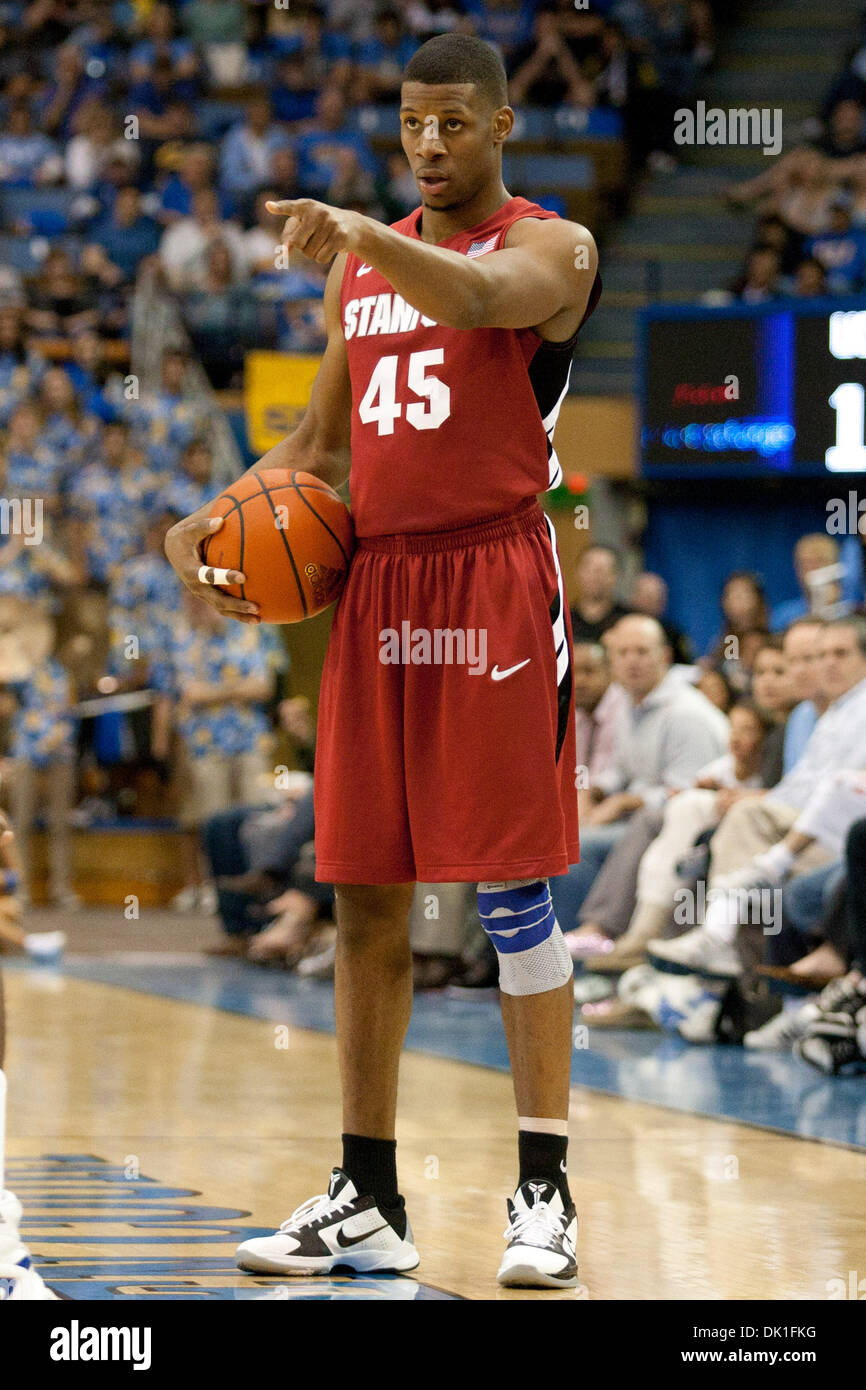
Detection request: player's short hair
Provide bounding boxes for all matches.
[403,34,508,110]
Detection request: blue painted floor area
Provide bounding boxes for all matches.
[7,1155,459,1301]
[26,954,866,1151]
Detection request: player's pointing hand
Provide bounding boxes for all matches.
[267,198,363,266]
[165,508,261,624]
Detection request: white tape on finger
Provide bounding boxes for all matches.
[198,565,234,587]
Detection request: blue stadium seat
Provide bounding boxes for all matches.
[502,152,595,189]
[0,186,78,229]
[553,106,624,140]
[509,108,556,142]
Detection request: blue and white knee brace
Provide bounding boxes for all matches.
[476,879,573,996]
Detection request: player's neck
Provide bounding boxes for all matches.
[418,180,512,244]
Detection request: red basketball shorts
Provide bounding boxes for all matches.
[314,500,580,884]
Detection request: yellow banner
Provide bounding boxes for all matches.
[244,352,322,456]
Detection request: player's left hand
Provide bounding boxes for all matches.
[267,198,364,265]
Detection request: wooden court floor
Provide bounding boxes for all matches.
[4,968,866,1301]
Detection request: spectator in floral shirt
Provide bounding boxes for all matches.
[67,418,163,586]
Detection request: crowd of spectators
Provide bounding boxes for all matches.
[721,20,866,302]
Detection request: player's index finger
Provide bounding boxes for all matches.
[266,200,297,215]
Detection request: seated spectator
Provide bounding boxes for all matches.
[573,698,771,983]
[781,618,827,771]
[37,42,105,140]
[37,366,97,460]
[764,817,866,1074]
[549,613,729,930]
[63,329,119,424]
[87,185,161,283]
[180,239,261,387]
[648,617,866,981]
[150,592,276,911]
[805,196,866,293]
[569,543,631,644]
[106,509,184,690]
[242,188,284,276]
[508,7,595,109]
[749,636,797,786]
[770,533,843,630]
[0,305,46,428]
[628,570,693,664]
[354,7,421,104]
[792,256,829,298]
[268,145,309,202]
[0,602,78,907]
[295,86,380,200]
[271,53,321,126]
[729,245,782,304]
[25,249,100,339]
[64,98,127,192]
[696,666,736,713]
[266,2,354,90]
[67,418,161,586]
[129,2,201,101]
[0,102,62,186]
[813,96,866,162]
[572,638,628,792]
[703,570,769,679]
[182,0,250,89]
[165,437,218,517]
[219,97,292,214]
[727,147,834,239]
[120,346,209,454]
[156,145,231,227]
[4,399,66,506]
[159,187,247,291]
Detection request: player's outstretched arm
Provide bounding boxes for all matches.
[268,197,597,333]
[164,256,352,621]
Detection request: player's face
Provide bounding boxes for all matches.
[400,82,509,211]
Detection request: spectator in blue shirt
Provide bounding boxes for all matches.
[354,8,420,104]
[267,2,353,89]
[219,97,292,213]
[165,437,218,518]
[37,43,106,140]
[271,53,320,126]
[771,535,844,631]
[806,198,866,294]
[157,144,233,225]
[463,0,536,60]
[63,331,118,425]
[129,1,201,102]
[296,87,379,198]
[87,186,161,282]
[0,103,62,186]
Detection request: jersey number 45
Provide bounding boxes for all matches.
[358,351,451,436]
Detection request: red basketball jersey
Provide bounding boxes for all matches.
[340,196,601,537]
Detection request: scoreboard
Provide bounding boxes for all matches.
[640,298,866,478]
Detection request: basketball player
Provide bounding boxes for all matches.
[166,35,600,1288]
[0,814,57,1299]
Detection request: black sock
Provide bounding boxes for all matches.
[518,1129,571,1208]
[341,1133,403,1230]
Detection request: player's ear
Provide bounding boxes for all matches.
[492,106,514,146]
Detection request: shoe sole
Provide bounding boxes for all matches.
[497,1260,579,1289]
[236,1245,421,1276]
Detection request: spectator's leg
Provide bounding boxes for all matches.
[46,758,76,904]
[549,823,627,932]
[845,818,866,970]
[201,807,263,938]
[578,805,666,939]
[7,761,35,903]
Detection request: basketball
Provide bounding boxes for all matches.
[201,469,355,624]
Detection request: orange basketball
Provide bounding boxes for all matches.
[201,469,355,624]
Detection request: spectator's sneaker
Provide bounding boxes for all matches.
[0,1191,57,1300]
[795,1010,866,1076]
[497,1180,579,1289]
[235,1169,419,1276]
[744,1002,819,1050]
[813,971,866,1022]
[647,926,741,979]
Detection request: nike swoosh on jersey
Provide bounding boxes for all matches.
[356,263,373,276]
[335,1222,389,1248]
[491,660,532,682]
